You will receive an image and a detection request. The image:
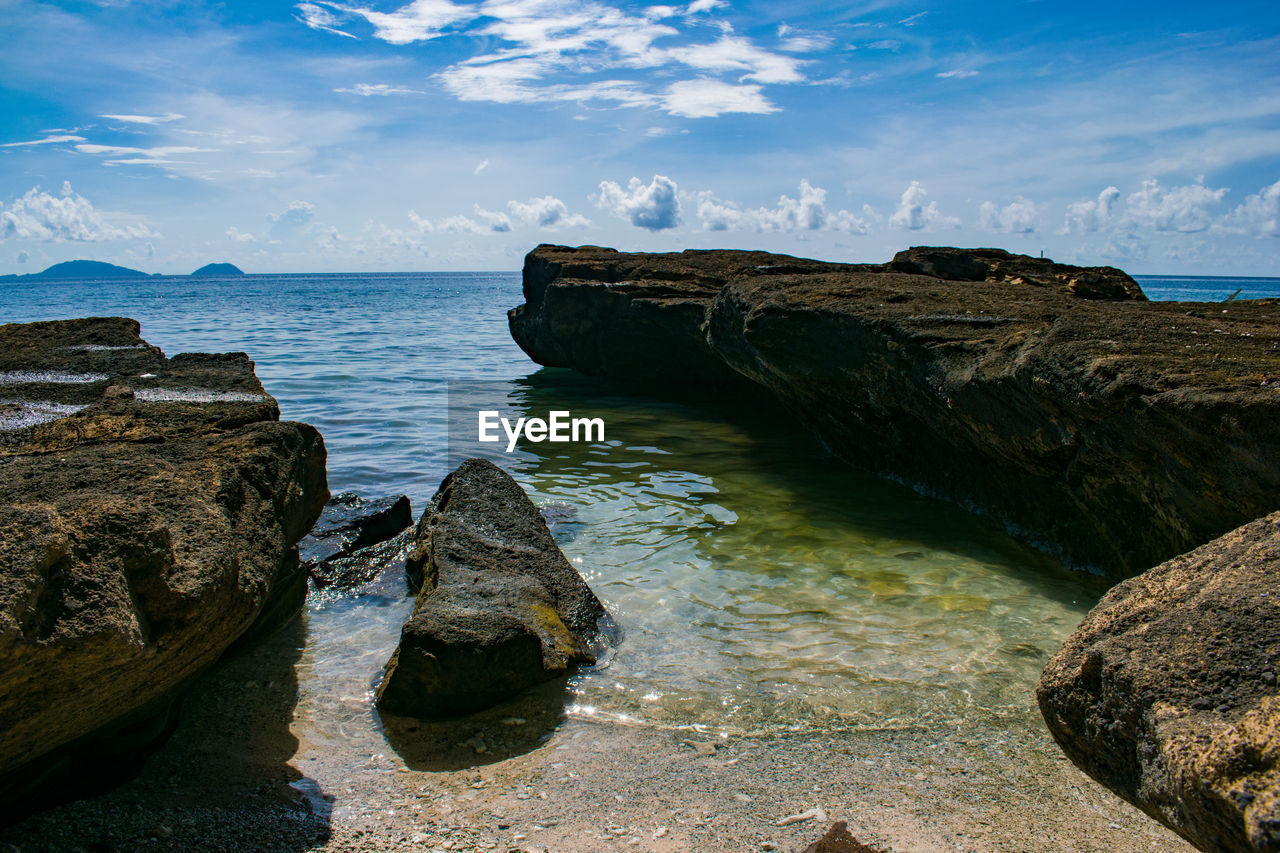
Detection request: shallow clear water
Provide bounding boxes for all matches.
[3,270,1235,749]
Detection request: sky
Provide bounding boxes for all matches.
[0,0,1278,275]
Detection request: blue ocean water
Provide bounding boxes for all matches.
[0,269,1272,738]
[1134,274,1280,301]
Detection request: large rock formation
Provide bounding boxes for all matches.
[0,317,327,823]
[509,244,1280,578]
[377,458,611,718]
[1038,512,1280,852]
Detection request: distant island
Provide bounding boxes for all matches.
[191,262,244,276]
[3,260,150,280]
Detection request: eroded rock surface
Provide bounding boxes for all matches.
[377,458,611,718]
[301,491,412,589]
[1038,512,1280,852]
[509,244,1280,578]
[0,317,327,823]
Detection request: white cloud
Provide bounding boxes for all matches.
[597,174,681,230]
[936,69,977,79]
[474,158,490,175]
[978,196,1040,233]
[296,2,358,37]
[334,83,423,95]
[268,200,316,229]
[695,180,869,233]
[74,142,217,166]
[0,134,86,148]
[661,78,776,118]
[1123,178,1227,233]
[889,181,959,230]
[666,36,805,84]
[1061,186,1120,234]
[508,195,590,228]
[98,113,185,125]
[685,0,724,13]
[226,226,257,242]
[1221,178,1280,238]
[0,182,155,242]
[335,0,481,44]
[426,206,512,234]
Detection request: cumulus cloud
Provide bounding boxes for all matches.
[508,196,590,228]
[1221,178,1280,238]
[597,175,681,230]
[695,180,869,233]
[226,226,257,242]
[1061,186,1120,234]
[1124,178,1227,233]
[978,196,1040,233]
[268,200,316,230]
[666,36,805,84]
[0,182,155,242]
[889,181,959,231]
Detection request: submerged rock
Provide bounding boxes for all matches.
[377,458,612,718]
[301,491,412,588]
[509,244,1280,578]
[1038,512,1280,852]
[0,317,327,824]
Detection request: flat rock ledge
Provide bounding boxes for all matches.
[377,458,612,718]
[0,317,327,824]
[509,244,1280,579]
[1038,511,1280,852]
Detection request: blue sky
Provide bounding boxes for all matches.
[1,0,1278,274]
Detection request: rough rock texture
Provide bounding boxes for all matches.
[802,821,889,853]
[0,317,327,823]
[377,458,611,718]
[301,491,412,588]
[509,244,1280,578]
[1038,512,1280,852]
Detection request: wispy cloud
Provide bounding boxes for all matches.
[296,2,358,38]
[0,135,86,148]
[936,69,978,79]
[597,174,681,230]
[0,182,155,242]
[99,113,185,125]
[661,78,776,118]
[333,83,424,95]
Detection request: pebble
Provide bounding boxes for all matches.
[775,807,827,826]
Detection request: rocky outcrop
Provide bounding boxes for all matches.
[509,244,1280,578]
[1037,512,1280,852]
[377,458,612,718]
[301,492,412,589]
[0,317,327,823]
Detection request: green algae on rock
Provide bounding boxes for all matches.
[377,458,613,719]
[509,244,1280,579]
[0,317,327,824]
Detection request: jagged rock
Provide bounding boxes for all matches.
[1038,512,1280,852]
[377,459,612,718]
[301,492,412,588]
[312,528,414,591]
[0,317,327,824]
[509,244,1280,578]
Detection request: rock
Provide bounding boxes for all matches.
[1037,511,1280,852]
[509,244,1280,578]
[191,262,244,276]
[300,492,412,588]
[376,459,613,718]
[801,821,887,853]
[311,527,414,591]
[0,317,327,824]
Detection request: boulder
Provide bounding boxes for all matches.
[509,244,1280,578]
[301,491,412,588]
[0,317,327,823]
[376,458,612,718]
[1037,512,1280,852]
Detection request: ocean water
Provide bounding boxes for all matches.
[1,270,1274,746]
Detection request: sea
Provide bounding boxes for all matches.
[1,269,1276,780]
